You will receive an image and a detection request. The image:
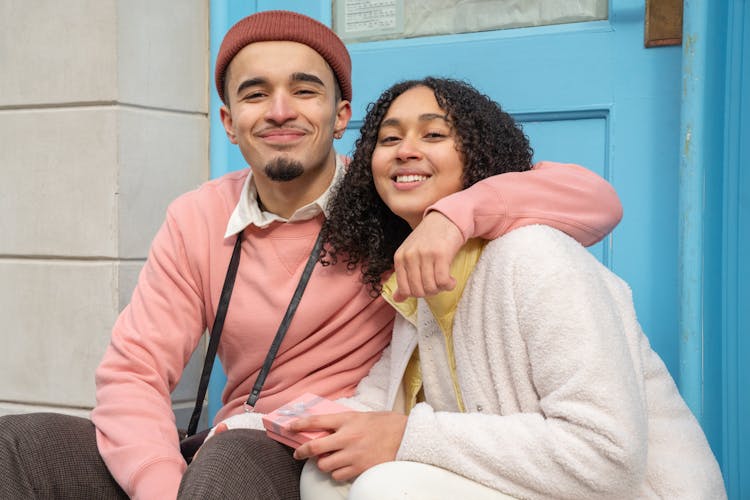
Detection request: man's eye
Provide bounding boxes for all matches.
[242,92,265,101]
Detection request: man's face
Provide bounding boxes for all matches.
[220,41,351,190]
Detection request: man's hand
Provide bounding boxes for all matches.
[393,211,464,301]
[291,411,407,481]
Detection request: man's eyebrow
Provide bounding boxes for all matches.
[380,113,449,128]
[235,77,267,96]
[291,72,325,86]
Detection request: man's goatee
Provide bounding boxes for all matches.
[264,158,304,182]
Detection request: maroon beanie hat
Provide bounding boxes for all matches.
[215,10,352,104]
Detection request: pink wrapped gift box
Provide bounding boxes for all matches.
[262,392,351,448]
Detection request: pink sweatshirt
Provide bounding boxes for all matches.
[92,161,621,499]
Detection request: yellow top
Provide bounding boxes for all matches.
[381,238,487,413]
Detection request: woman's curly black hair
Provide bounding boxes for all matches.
[321,77,534,296]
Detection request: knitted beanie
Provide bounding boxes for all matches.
[215,10,352,104]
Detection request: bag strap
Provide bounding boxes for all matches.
[245,230,324,410]
[185,230,323,435]
[186,233,243,437]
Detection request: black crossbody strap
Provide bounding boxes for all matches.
[186,233,243,437]
[245,230,324,410]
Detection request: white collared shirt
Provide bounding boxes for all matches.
[224,155,346,238]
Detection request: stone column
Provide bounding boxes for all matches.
[0,0,210,427]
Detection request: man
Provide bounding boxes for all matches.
[0,10,621,499]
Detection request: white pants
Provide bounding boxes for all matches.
[300,460,517,500]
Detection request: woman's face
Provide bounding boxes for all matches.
[371,86,465,228]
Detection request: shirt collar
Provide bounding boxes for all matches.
[224,154,346,237]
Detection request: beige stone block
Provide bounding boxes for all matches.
[117,261,144,311]
[0,402,92,419]
[0,0,208,111]
[117,0,209,112]
[0,1,118,106]
[0,106,208,259]
[173,402,207,430]
[118,108,209,259]
[0,107,119,257]
[0,258,207,414]
[0,260,118,408]
[172,340,206,402]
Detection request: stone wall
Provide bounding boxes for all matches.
[0,0,210,426]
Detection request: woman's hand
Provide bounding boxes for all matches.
[291,411,407,481]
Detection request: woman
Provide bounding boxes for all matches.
[291,78,725,499]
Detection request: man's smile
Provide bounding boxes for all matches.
[257,128,307,144]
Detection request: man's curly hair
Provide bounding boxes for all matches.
[321,77,533,296]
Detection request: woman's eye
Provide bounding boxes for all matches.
[379,136,400,144]
[425,131,446,139]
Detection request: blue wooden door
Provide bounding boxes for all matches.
[339,0,684,385]
[209,0,694,456]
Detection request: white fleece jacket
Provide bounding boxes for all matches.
[350,225,725,500]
